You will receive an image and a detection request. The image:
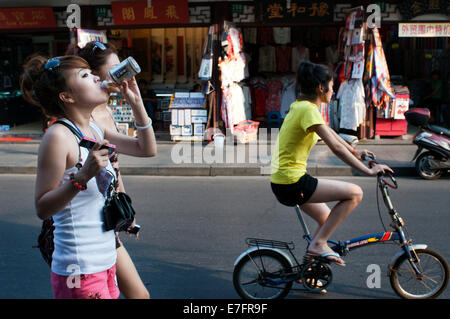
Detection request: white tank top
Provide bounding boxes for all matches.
[51,119,117,276]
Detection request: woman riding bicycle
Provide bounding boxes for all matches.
[270,61,393,266]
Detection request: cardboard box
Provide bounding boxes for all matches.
[170,125,182,136]
[193,124,205,136]
[182,125,193,136]
[178,109,185,126]
[191,116,207,124]
[191,109,207,117]
[184,109,191,125]
[171,109,178,125]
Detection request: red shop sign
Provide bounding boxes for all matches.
[0,7,57,29]
[111,0,189,25]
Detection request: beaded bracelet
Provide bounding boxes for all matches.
[69,173,87,191]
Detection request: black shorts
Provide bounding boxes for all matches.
[271,174,318,207]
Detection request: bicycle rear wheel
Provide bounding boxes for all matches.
[233,249,293,299]
[390,248,449,299]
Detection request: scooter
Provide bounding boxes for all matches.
[405,108,450,180]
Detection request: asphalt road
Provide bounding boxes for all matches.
[0,175,449,299]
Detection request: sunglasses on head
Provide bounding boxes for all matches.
[44,57,61,72]
[92,41,107,53]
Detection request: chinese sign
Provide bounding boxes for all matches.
[111,0,189,25]
[399,23,450,37]
[258,0,334,23]
[0,7,57,29]
[398,0,450,20]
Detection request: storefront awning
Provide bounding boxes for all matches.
[111,0,189,26]
[0,7,57,29]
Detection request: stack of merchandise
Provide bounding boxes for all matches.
[233,120,259,144]
[382,86,410,120]
[335,8,367,133]
[170,92,207,142]
[108,93,135,136]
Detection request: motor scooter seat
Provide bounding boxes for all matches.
[427,125,450,138]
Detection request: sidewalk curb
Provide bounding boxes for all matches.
[0,165,416,177]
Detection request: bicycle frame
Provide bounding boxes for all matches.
[295,205,400,255]
[294,175,423,276]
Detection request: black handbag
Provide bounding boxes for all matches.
[102,176,136,232]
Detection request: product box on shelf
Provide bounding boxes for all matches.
[170,125,182,136]
[182,125,193,136]
[191,116,207,124]
[171,109,178,125]
[184,109,191,125]
[178,109,185,126]
[193,124,205,136]
[191,109,207,117]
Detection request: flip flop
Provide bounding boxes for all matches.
[305,251,346,267]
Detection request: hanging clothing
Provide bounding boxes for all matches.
[265,79,283,113]
[337,80,366,131]
[273,27,291,45]
[259,45,276,72]
[276,46,292,73]
[292,45,310,72]
[250,79,269,117]
[221,83,247,128]
[280,76,297,118]
[239,83,252,120]
[243,28,257,44]
[257,27,274,45]
[219,55,246,87]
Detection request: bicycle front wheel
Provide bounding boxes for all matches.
[390,248,449,299]
[233,249,293,299]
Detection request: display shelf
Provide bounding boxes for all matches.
[108,93,135,136]
[169,92,208,142]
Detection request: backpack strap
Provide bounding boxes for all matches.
[52,119,83,140]
[52,119,83,169]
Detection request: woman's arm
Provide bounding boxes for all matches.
[310,124,391,176]
[104,78,157,157]
[35,127,111,220]
[328,128,375,160]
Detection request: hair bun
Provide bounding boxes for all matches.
[20,54,48,106]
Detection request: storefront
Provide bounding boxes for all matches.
[0,1,216,140]
[1,1,448,139]
[218,1,448,143]
[0,6,67,128]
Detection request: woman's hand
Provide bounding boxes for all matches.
[77,140,111,183]
[355,149,375,160]
[119,77,143,107]
[368,163,394,176]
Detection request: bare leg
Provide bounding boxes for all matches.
[300,179,363,265]
[299,202,330,240]
[116,244,150,299]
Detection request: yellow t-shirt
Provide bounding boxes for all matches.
[270,100,325,184]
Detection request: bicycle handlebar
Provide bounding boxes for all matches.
[361,154,398,189]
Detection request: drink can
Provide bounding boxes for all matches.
[109,57,141,84]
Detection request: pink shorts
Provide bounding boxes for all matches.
[51,265,120,299]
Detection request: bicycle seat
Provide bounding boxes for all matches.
[426,125,450,138]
